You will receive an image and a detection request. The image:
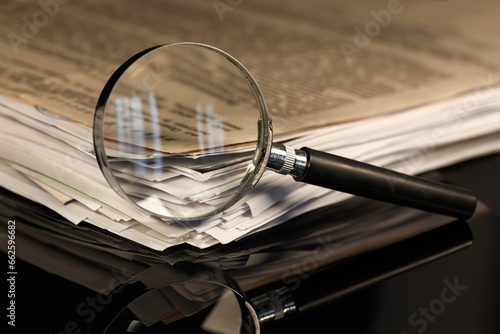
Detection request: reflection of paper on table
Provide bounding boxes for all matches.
[201,290,244,334]
[128,282,233,327]
[0,0,499,250]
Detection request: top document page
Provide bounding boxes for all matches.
[0,0,499,137]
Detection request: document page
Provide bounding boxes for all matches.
[0,0,499,135]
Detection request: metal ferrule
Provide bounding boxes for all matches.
[250,286,297,324]
[267,144,308,178]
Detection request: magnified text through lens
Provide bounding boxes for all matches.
[95,43,271,220]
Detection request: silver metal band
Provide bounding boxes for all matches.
[250,286,297,324]
[281,145,296,175]
[267,143,308,178]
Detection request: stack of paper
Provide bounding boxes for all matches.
[1,0,500,251]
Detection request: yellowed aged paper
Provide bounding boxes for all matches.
[0,0,499,138]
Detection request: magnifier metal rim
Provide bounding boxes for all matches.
[93,42,273,221]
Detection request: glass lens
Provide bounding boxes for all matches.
[102,281,259,334]
[94,43,271,220]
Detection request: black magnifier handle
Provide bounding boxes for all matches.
[267,144,477,220]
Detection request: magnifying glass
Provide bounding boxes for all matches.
[93,42,476,221]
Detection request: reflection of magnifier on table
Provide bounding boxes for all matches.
[93,42,476,221]
[88,220,472,333]
[87,263,261,333]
